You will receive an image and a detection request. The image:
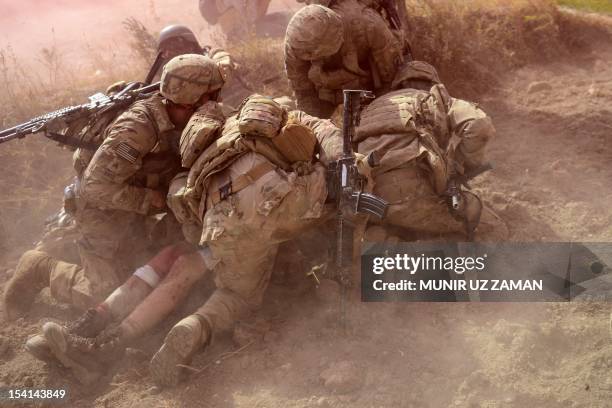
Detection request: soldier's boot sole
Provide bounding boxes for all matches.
[25,334,56,364]
[3,250,55,320]
[42,322,101,385]
[150,315,208,388]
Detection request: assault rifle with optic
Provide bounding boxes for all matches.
[0,81,160,149]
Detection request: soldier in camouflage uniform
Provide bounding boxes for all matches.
[3,54,227,322]
[199,0,273,40]
[134,24,249,108]
[296,0,411,50]
[284,3,404,118]
[3,25,244,318]
[33,96,342,386]
[355,60,507,241]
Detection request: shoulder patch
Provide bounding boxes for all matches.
[115,142,140,164]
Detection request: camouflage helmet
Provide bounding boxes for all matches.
[391,61,441,90]
[158,25,200,49]
[160,54,225,105]
[285,5,344,61]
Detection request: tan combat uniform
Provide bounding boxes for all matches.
[355,85,505,240]
[285,0,404,118]
[199,0,272,40]
[169,105,340,335]
[49,94,182,310]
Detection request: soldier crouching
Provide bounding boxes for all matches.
[3,54,227,322]
[355,60,508,242]
[24,96,342,386]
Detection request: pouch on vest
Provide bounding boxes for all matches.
[412,124,451,196]
[180,101,225,168]
[273,112,318,163]
[355,89,423,142]
[167,172,199,226]
[238,94,287,139]
[238,96,316,164]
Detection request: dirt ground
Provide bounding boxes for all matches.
[1,11,612,408]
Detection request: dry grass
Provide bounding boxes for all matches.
[558,0,612,14]
[416,0,611,97]
[405,0,590,97]
[1,1,611,255]
[227,36,292,97]
[0,19,153,254]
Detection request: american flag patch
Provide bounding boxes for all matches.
[115,142,140,163]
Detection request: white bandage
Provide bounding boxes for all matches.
[198,246,220,270]
[133,265,161,288]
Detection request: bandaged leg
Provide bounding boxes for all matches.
[99,243,195,323]
[119,250,209,340]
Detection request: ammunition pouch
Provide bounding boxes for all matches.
[180,102,225,168]
[238,96,317,164]
[238,94,287,139]
[167,172,199,226]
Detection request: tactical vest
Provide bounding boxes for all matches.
[356,85,453,195]
[75,94,181,191]
[179,97,318,221]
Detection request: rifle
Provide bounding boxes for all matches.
[0,82,160,148]
[144,52,165,85]
[328,89,389,329]
[445,162,493,240]
[380,0,413,60]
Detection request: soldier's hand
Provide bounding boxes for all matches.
[150,190,167,211]
[210,49,236,82]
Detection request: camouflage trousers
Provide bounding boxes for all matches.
[367,163,508,242]
[195,152,328,334]
[49,205,154,310]
[33,209,81,265]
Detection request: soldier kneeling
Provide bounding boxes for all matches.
[354,60,508,243]
[25,95,342,387]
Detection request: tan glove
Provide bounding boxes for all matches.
[210,49,237,82]
[354,152,375,193]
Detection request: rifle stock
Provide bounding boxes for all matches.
[0,82,160,146]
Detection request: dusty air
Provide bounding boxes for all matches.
[0,0,610,407]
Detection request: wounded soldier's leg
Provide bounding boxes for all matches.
[27,244,194,364]
[100,242,196,323]
[149,245,277,387]
[115,250,208,342]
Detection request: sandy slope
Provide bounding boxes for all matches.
[0,20,612,408]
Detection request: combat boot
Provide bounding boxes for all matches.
[149,314,211,387]
[42,322,105,385]
[67,308,110,338]
[25,334,55,364]
[3,250,56,320]
[26,308,108,365]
